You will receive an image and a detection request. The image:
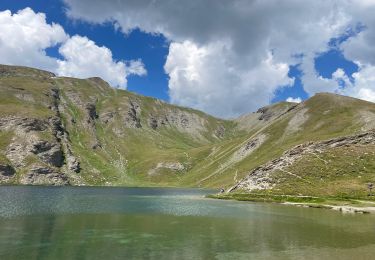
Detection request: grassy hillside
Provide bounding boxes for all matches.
[179,93,375,190]
[0,65,237,186]
[1,64,374,196]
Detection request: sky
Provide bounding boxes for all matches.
[0,0,374,118]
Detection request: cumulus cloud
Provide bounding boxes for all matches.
[3,2,375,117]
[332,66,375,103]
[165,41,292,117]
[286,97,302,103]
[0,7,67,70]
[57,35,146,87]
[0,8,146,88]
[63,0,375,117]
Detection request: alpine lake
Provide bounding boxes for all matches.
[0,186,375,259]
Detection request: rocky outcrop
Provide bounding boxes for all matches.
[146,109,207,140]
[86,103,99,122]
[66,155,80,173]
[235,102,298,132]
[215,125,226,138]
[148,116,160,130]
[101,111,115,124]
[0,117,48,132]
[48,88,80,173]
[257,106,274,121]
[20,165,69,185]
[3,117,50,168]
[229,130,375,192]
[234,134,266,160]
[148,162,185,175]
[0,164,15,182]
[30,140,64,167]
[0,85,81,185]
[125,100,142,128]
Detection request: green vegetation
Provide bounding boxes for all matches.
[1,64,375,200]
[267,144,375,197]
[210,192,375,208]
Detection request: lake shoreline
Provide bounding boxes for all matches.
[209,193,375,214]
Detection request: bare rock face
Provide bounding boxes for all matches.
[0,117,48,132]
[230,134,267,164]
[0,164,15,176]
[48,88,81,174]
[86,103,99,122]
[0,84,81,185]
[100,111,115,124]
[20,165,69,186]
[257,107,274,121]
[215,125,226,138]
[48,116,64,140]
[148,162,185,175]
[6,142,30,168]
[66,155,80,173]
[148,116,159,130]
[235,103,298,132]
[30,140,64,167]
[0,164,15,182]
[125,100,142,128]
[147,109,207,140]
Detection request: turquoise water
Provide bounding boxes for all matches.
[0,186,375,259]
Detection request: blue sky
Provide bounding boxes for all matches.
[0,0,170,101]
[0,1,374,118]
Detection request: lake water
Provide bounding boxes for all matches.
[0,186,375,259]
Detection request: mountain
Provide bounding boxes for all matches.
[0,64,374,198]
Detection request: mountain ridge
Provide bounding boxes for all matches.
[0,64,374,198]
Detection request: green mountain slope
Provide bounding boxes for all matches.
[1,64,374,197]
[178,93,375,190]
[0,65,236,186]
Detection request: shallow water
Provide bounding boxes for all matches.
[0,186,375,259]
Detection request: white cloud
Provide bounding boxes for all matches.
[0,8,146,88]
[286,97,302,103]
[57,35,146,87]
[165,41,293,117]
[0,8,67,70]
[333,66,375,103]
[2,3,375,118]
[64,0,369,117]
[352,66,375,102]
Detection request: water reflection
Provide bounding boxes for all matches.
[0,186,375,259]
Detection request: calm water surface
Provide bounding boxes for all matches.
[0,186,375,259]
